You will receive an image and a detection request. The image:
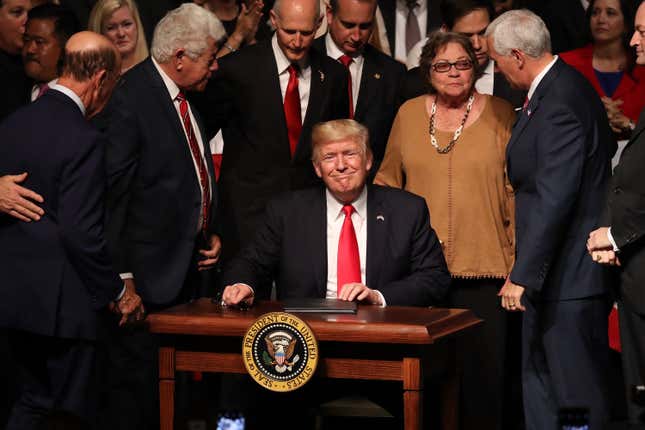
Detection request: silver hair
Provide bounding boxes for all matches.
[151,3,225,63]
[272,0,321,21]
[485,9,551,58]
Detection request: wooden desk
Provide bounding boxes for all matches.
[147,298,481,430]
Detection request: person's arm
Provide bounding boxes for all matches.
[215,0,264,58]
[376,199,451,306]
[0,173,44,221]
[509,105,588,292]
[373,111,405,187]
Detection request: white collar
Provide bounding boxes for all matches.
[326,186,368,221]
[325,33,364,62]
[152,57,181,100]
[527,55,558,101]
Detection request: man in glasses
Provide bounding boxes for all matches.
[194,0,349,278]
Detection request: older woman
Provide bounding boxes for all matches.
[561,0,645,137]
[375,31,515,430]
[88,0,148,73]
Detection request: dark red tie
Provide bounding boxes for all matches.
[284,64,302,157]
[522,96,529,112]
[176,91,210,233]
[36,83,49,99]
[338,55,354,119]
[337,205,361,296]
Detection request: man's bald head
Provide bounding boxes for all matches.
[61,31,120,82]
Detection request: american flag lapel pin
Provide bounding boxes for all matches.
[374,73,381,80]
[319,70,325,82]
[376,214,385,222]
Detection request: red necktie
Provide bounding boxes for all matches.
[522,96,529,112]
[176,91,210,233]
[337,205,361,296]
[284,64,302,157]
[338,55,354,119]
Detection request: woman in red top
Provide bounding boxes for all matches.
[561,0,644,137]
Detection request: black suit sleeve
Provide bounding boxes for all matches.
[378,201,451,306]
[510,106,588,292]
[100,89,141,274]
[59,132,122,308]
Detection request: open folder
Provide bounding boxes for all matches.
[282,298,357,314]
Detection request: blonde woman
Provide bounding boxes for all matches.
[88,0,148,73]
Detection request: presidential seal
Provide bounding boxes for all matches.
[242,312,318,392]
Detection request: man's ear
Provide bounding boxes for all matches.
[269,9,278,29]
[174,48,186,71]
[312,160,323,179]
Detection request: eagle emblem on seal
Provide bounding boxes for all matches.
[262,331,300,373]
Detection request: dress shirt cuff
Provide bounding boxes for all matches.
[116,284,126,301]
[120,273,134,280]
[235,283,255,297]
[374,290,386,307]
[607,227,620,252]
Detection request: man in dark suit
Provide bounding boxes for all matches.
[587,2,645,425]
[488,10,613,430]
[221,118,450,309]
[377,0,442,62]
[0,31,143,430]
[404,0,525,109]
[313,0,407,178]
[96,5,225,429]
[195,0,349,265]
[0,0,31,122]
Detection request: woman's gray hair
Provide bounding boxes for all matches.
[151,4,225,63]
[485,9,551,58]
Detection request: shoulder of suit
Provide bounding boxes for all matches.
[268,187,325,208]
[363,45,406,75]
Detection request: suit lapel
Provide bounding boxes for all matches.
[507,60,562,157]
[380,1,396,56]
[299,51,325,153]
[355,48,378,119]
[366,187,386,289]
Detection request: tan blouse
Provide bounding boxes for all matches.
[375,94,516,279]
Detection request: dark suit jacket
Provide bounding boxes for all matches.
[96,58,218,306]
[194,40,349,260]
[0,90,122,340]
[604,109,645,313]
[378,0,443,57]
[222,185,450,306]
[312,37,407,176]
[402,64,526,109]
[560,44,645,121]
[507,59,613,300]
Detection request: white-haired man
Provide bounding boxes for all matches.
[95,4,225,429]
[487,9,614,430]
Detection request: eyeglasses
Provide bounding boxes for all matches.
[431,60,473,73]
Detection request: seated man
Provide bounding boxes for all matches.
[221,119,450,307]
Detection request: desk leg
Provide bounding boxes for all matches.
[403,357,423,430]
[159,347,175,430]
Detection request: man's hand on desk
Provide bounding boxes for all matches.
[338,283,383,305]
[111,278,145,326]
[221,283,255,307]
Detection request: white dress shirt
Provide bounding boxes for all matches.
[30,78,58,102]
[394,0,428,63]
[272,34,311,123]
[325,33,364,113]
[325,188,386,305]
[474,59,495,95]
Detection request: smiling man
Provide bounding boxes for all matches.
[221,119,450,309]
[22,4,79,101]
[313,0,407,178]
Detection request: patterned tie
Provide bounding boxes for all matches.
[36,83,49,99]
[338,55,354,119]
[176,91,211,234]
[337,205,361,296]
[284,64,302,158]
[405,0,421,53]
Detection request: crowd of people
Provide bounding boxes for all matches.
[0,0,645,429]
